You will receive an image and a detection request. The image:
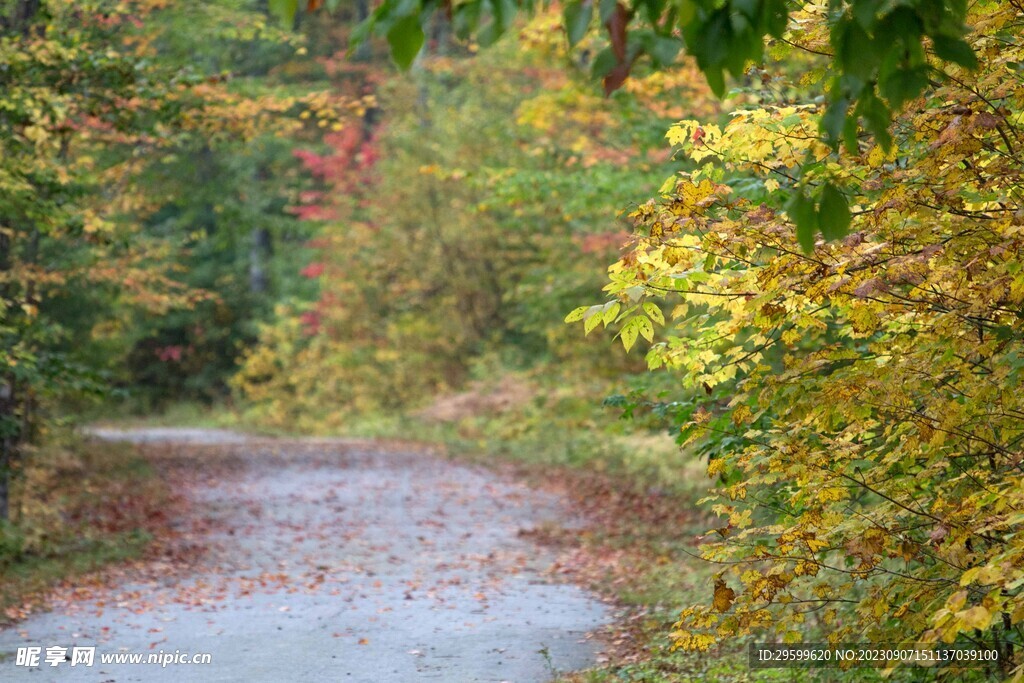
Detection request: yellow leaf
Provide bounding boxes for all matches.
[731,404,752,426]
[708,457,726,476]
[713,579,735,612]
[867,145,885,167]
[946,591,968,610]
[958,606,993,631]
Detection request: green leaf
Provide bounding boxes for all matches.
[851,0,884,29]
[387,14,425,69]
[786,191,818,254]
[705,67,726,97]
[584,306,604,334]
[733,0,758,21]
[349,1,392,54]
[637,0,666,25]
[690,9,731,71]
[879,66,930,109]
[269,0,298,26]
[643,302,665,325]
[598,0,618,23]
[875,8,923,47]
[842,113,859,155]
[489,0,517,34]
[563,0,592,47]
[676,0,696,25]
[649,36,682,66]
[855,88,892,150]
[763,0,788,37]
[621,317,640,351]
[836,21,877,81]
[603,301,622,326]
[821,93,849,146]
[591,46,618,79]
[932,34,978,70]
[452,0,483,39]
[818,183,851,241]
[564,306,589,323]
[637,315,655,342]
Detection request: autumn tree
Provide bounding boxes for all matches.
[0,0,206,520]
[564,0,1024,676]
[0,0,346,522]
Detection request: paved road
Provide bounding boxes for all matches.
[0,429,610,682]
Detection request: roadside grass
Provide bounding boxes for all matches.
[0,432,172,622]
[88,400,232,430]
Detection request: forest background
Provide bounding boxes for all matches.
[2,0,1023,680]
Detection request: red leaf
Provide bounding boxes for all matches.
[605,3,630,62]
[602,3,635,95]
[603,62,632,96]
[300,262,326,279]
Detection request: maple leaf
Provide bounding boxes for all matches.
[712,578,735,613]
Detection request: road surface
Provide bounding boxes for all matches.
[0,428,610,682]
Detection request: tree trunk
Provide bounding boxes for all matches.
[354,0,372,61]
[0,381,14,522]
[0,0,44,523]
[1,0,40,35]
[0,214,14,522]
[249,227,272,294]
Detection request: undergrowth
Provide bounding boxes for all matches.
[0,431,171,622]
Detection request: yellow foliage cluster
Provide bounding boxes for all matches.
[231,300,463,430]
[579,0,1024,673]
